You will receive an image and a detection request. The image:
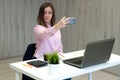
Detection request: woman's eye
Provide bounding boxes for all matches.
[44,12,46,14]
[49,12,52,14]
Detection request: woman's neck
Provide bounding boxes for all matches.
[46,23,51,27]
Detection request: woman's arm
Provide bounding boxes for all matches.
[34,25,57,39]
[34,17,70,39]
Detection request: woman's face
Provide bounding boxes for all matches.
[44,7,53,24]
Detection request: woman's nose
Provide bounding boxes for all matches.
[46,13,49,17]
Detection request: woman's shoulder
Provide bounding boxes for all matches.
[34,25,46,29]
[35,24,44,27]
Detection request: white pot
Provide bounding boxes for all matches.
[48,64,60,74]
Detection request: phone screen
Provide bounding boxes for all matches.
[68,17,76,25]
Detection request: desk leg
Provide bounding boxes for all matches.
[15,72,20,80]
[88,72,92,80]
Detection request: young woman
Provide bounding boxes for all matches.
[34,3,69,58]
[22,2,71,80]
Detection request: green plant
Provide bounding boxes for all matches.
[46,52,60,64]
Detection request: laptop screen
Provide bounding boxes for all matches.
[81,38,115,68]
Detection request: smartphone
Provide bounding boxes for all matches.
[68,17,76,25]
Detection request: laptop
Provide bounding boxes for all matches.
[63,38,115,68]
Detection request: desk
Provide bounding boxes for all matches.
[9,50,120,80]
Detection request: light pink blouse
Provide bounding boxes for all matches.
[33,24,63,58]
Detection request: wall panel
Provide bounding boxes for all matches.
[0,0,49,59]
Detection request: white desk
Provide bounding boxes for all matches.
[9,50,120,80]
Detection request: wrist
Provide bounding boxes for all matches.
[54,23,60,30]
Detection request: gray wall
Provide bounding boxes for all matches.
[0,0,120,75]
[0,0,49,59]
[51,0,120,54]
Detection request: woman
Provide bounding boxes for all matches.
[23,2,71,80]
[34,3,69,58]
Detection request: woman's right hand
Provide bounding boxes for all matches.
[54,16,70,30]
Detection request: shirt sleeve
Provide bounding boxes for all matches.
[34,25,57,39]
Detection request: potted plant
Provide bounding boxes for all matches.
[44,52,60,74]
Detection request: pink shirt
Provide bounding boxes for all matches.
[34,24,63,58]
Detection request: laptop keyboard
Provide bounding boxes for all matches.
[63,57,83,65]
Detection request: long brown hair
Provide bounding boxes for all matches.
[37,2,56,28]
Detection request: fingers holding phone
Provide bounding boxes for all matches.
[54,17,76,30]
[67,17,76,25]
